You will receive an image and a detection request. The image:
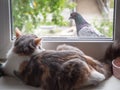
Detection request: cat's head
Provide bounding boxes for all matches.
[13,28,44,56]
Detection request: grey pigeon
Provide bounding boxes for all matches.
[69,12,105,37]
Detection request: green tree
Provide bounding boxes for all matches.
[12,0,75,33]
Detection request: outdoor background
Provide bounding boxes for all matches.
[12,0,114,38]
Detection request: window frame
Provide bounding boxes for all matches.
[0,0,11,59]
[0,0,119,59]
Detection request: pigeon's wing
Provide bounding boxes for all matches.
[78,26,105,37]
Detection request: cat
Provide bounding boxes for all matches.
[14,43,111,90]
[2,28,112,90]
[2,28,44,76]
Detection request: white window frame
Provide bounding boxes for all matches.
[0,0,119,59]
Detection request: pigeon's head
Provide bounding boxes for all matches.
[69,12,80,19]
[69,12,89,26]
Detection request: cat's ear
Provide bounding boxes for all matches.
[15,27,22,38]
[34,38,42,45]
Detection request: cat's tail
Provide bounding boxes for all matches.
[102,40,120,65]
[99,40,120,78]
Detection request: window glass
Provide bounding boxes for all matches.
[11,0,114,40]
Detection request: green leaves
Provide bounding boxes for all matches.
[92,18,113,38]
[12,0,75,32]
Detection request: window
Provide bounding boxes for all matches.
[0,0,120,59]
[11,0,114,41]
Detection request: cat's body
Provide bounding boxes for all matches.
[14,44,111,90]
[14,50,85,88]
[56,44,112,90]
[2,28,44,76]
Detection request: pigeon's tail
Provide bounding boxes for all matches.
[78,26,105,37]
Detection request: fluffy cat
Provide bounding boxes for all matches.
[2,28,113,90]
[2,28,44,76]
[14,44,110,90]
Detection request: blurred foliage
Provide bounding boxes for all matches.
[110,0,114,8]
[12,0,113,37]
[92,18,113,38]
[94,0,114,38]
[12,0,76,33]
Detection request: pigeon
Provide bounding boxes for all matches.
[69,12,105,37]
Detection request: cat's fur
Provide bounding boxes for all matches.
[2,28,44,76]
[56,44,112,90]
[103,40,120,64]
[2,29,114,90]
[14,44,111,90]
